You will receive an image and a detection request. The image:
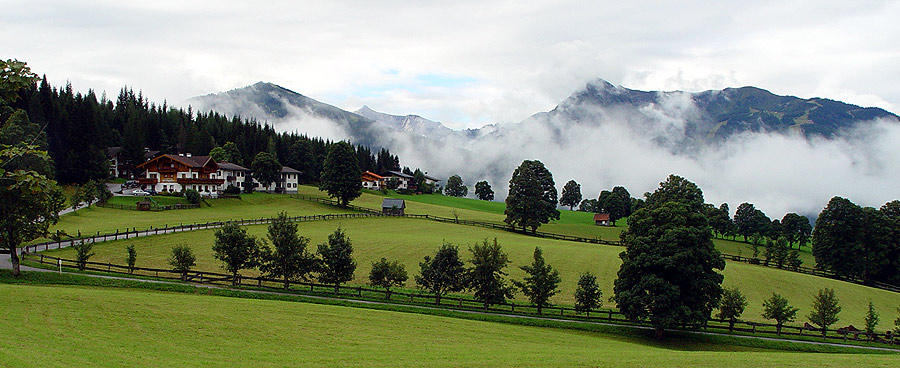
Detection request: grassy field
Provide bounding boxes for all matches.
[105,195,191,207]
[2,283,897,367]
[41,192,356,240]
[43,216,900,328]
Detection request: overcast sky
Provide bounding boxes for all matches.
[3,0,899,129]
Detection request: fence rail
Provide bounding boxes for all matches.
[97,202,201,211]
[22,252,900,347]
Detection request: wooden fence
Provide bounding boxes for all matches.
[22,252,900,347]
[97,202,201,211]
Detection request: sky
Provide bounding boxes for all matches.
[3,0,899,130]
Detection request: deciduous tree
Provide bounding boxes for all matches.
[443,174,467,197]
[762,293,798,335]
[251,151,281,191]
[560,180,582,211]
[317,227,356,293]
[474,180,494,201]
[717,287,748,331]
[259,212,316,290]
[319,141,362,206]
[807,288,841,336]
[212,222,261,285]
[369,257,408,299]
[574,272,602,316]
[512,247,561,314]
[416,242,467,305]
[168,245,196,281]
[467,238,515,309]
[504,160,559,232]
[613,175,724,339]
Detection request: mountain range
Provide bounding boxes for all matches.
[184,79,900,218]
[185,80,898,151]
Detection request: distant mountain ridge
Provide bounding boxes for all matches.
[354,105,454,139]
[551,79,898,142]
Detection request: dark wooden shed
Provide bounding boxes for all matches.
[382,198,406,216]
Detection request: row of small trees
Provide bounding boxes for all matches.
[720,286,900,337]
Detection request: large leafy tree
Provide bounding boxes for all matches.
[415,242,467,305]
[259,212,316,290]
[474,180,494,201]
[212,222,261,285]
[807,288,841,336]
[598,190,628,225]
[0,62,66,276]
[513,247,561,314]
[319,141,362,206]
[762,293,798,335]
[504,160,559,233]
[812,196,891,283]
[467,238,515,309]
[251,151,281,190]
[781,213,812,249]
[613,175,725,340]
[612,186,633,216]
[559,180,582,211]
[317,227,357,293]
[443,174,467,197]
[222,141,243,165]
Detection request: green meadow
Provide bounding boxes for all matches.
[43,215,900,328]
[2,283,897,367]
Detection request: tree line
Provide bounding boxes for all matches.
[5,66,402,185]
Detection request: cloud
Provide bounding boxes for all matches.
[2,0,898,130]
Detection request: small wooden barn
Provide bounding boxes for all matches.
[594,213,611,226]
[382,198,406,216]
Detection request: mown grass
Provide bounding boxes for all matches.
[2,278,896,367]
[42,192,356,240]
[105,195,191,207]
[42,216,900,329]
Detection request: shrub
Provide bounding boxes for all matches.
[224,185,242,195]
[184,189,201,204]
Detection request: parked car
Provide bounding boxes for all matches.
[123,180,139,189]
[132,189,150,196]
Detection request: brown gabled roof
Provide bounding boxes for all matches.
[594,213,610,221]
[362,171,383,181]
[218,162,249,171]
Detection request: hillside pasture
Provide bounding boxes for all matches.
[42,216,899,328]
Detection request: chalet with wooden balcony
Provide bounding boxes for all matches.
[136,153,224,193]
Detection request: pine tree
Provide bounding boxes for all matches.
[864,301,879,334]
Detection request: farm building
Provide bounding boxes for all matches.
[594,213,611,226]
[382,198,406,215]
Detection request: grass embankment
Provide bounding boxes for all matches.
[2,273,896,367]
[43,216,900,328]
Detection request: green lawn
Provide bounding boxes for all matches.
[106,195,190,207]
[43,216,900,329]
[2,283,896,367]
